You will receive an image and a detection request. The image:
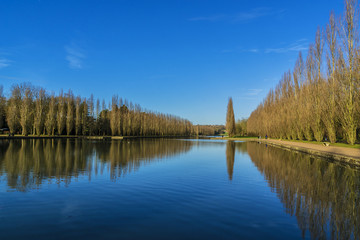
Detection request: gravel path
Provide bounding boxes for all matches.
[260,139,360,161]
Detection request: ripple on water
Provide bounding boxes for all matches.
[0,139,359,240]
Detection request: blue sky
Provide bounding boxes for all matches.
[0,0,344,124]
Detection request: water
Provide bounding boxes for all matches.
[0,139,359,240]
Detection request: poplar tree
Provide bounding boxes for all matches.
[311,28,325,142]
[1,84,193,137]
[339,0,358,144]
[82,98,88,135]
[293,52,304,140]
[66,90,74,135]
[110,95,118,136]
[7,86,21,134]
[0,86,5,129]
[95,98,100,135]
[34,88,46,135]
[88,94,94,135]
[57,90,66,135]
[45,94,56,135]
[226,97,236,137]
[75,96,81,135]
[19,84,33,136]
[247,0,360,145]
[324,11,338,143]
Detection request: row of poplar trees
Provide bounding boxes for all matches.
[248,0,360,144]
[0,83,192,136]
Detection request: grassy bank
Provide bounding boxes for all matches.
[210,136,257,141]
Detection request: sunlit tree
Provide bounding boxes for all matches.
[56,90,66,135]
[0,86,6,129]
[226,97,236,137]
[45,94,56,135]
[66,90,74,135]
[34,88,46,135]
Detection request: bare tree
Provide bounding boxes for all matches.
[75,96,81,135]
[6,85,21,134]
[338,0,359,144]
[2,84,193,137]
[110,95,118,136]
[293,52,304,140]
[324,11,339,143]
[34,88,46,135]
[82,98,88,135]
[311,28,325,142]
[95,98,100,135]
[19,84,34,136]
[66,90,74,135]
[45,94,56,135]
[56,90,66,135]
[88,94,94,135]
[247,0,360,145]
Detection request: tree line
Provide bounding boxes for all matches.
[0,139,194,191]
[235,118,247,137]
[194,124,225,136]
[0,83,193,136]
[248,0,360,144]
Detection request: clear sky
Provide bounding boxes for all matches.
[0,0,344,124]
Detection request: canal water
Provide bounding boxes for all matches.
[0,139,359,239]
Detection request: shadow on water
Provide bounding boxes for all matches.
[0,139,194,191]
[246,141,360,240]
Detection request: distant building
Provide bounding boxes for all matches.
[0,128,10,134]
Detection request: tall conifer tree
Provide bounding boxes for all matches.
[226,97,236,137]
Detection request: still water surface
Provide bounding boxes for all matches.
[0,139,359,239]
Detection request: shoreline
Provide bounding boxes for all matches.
[0,135,191,140]
[222,137,360,167]
[2,135,359,166]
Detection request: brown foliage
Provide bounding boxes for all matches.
[1,83,192,137]
[247,0,360,144]
[226,97,236,137]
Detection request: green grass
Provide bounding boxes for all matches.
[231,136,255,139]
[222,136,257,140]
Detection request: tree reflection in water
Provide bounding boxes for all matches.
[225,141,248,180]
[0,139,193,191]
[246,142,360,240]
[1,139,359,239]
[226,141,235,180]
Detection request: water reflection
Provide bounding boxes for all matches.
[225,141,248,180]
[0,139,193,191]
[247,142,360,240]
[226,141,235,180]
